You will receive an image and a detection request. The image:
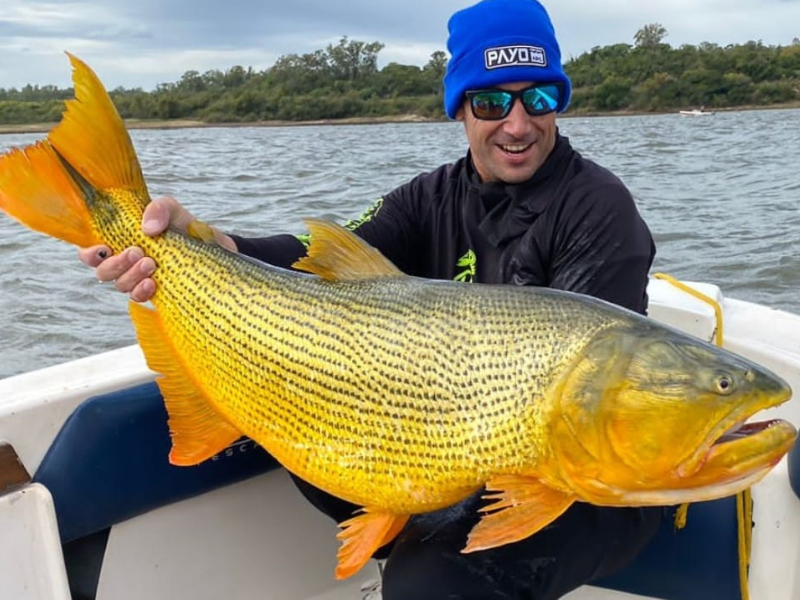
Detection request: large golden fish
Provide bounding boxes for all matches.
[0,54,796,579]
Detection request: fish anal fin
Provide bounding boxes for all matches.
[462,475,575,553]
[0,141,102,247]
[292,219,403,281]
[129,301,242,466]
[335,509,409,579]
[48,53,148,201]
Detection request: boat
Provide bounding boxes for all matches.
[1,276,798,600]
[679,109,716,117]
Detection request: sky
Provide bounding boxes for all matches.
[0,0,798,91]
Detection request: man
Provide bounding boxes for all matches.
[81,0,662,597]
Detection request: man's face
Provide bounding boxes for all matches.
[457,81,557,184]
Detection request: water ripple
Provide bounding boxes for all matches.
[1,110,799,377]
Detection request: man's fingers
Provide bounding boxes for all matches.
[78,245,112,267]
[129,278,156,303]
[84,244,157,301]
[94,247,144,283]
[79,197,179,301]
[144,196,195,235]
[142,200,173,236]
[112,255,156,293]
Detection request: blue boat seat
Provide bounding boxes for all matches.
[33,382,760,600]
[33,382,279,544]
[788,444,800,501]
[593,497,743,599]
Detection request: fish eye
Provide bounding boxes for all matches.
[716,375,734,395]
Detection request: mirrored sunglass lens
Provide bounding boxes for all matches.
[523,85,560,113]
[472,92,512,118]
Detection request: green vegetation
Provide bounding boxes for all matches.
[1,27,799,126]
[567,26,800,113]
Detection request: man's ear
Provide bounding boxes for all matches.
[455,104,466,122]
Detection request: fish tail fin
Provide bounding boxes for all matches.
[48,53,149,203]
[0,141,103,247]
[0,53,149,247]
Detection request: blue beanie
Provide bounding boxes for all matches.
[443,0,572,119]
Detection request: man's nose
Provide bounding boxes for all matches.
[502,99,531,136]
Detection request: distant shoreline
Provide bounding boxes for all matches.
[0,114,440,136]
[2,102,799,136]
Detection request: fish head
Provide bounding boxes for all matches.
[547,322,796,506]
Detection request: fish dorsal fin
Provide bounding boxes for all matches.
[129,301,243,466]
[292,219,403,281]
[48,53,148,200]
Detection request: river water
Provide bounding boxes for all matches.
[1,109,799,378]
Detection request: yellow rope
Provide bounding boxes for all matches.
[736,488,753,600]
[652,273,723,347]
[673,502,689,529]
[652,273,751,600]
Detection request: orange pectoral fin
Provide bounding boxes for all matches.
[335,509,409,579]
[462,475,575,553]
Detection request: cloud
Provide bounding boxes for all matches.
[0,0,798,91]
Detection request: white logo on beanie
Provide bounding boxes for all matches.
[484,45,547,69]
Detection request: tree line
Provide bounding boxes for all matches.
[1,27,799,126]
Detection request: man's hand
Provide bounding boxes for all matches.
[78,196,237,302]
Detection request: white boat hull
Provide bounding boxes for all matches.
[1,278,799,600]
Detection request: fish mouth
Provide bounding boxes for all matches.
[703,418,797,471]
[678,379,794,479]
[715,420,781,445]
[606,418,797,506]
[647,418,797,504]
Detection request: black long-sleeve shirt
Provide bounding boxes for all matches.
[232,133,655,315]
[230,133,656,528]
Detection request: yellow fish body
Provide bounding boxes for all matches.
[0,55,796,579]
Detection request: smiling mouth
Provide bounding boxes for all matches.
[499,143,531,154]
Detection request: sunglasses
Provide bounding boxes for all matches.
[465,83,563,120]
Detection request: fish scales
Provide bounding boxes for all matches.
[95,190,610,506]
[105,215,618,510]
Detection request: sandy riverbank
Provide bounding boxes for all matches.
[0,114,439,136]
[1,102,799,136]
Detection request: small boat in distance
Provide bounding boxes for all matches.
[680,106,716,117]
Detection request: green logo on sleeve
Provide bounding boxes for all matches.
[454,250,476,283]
[344,197,384,231]
[297,198,384,248]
